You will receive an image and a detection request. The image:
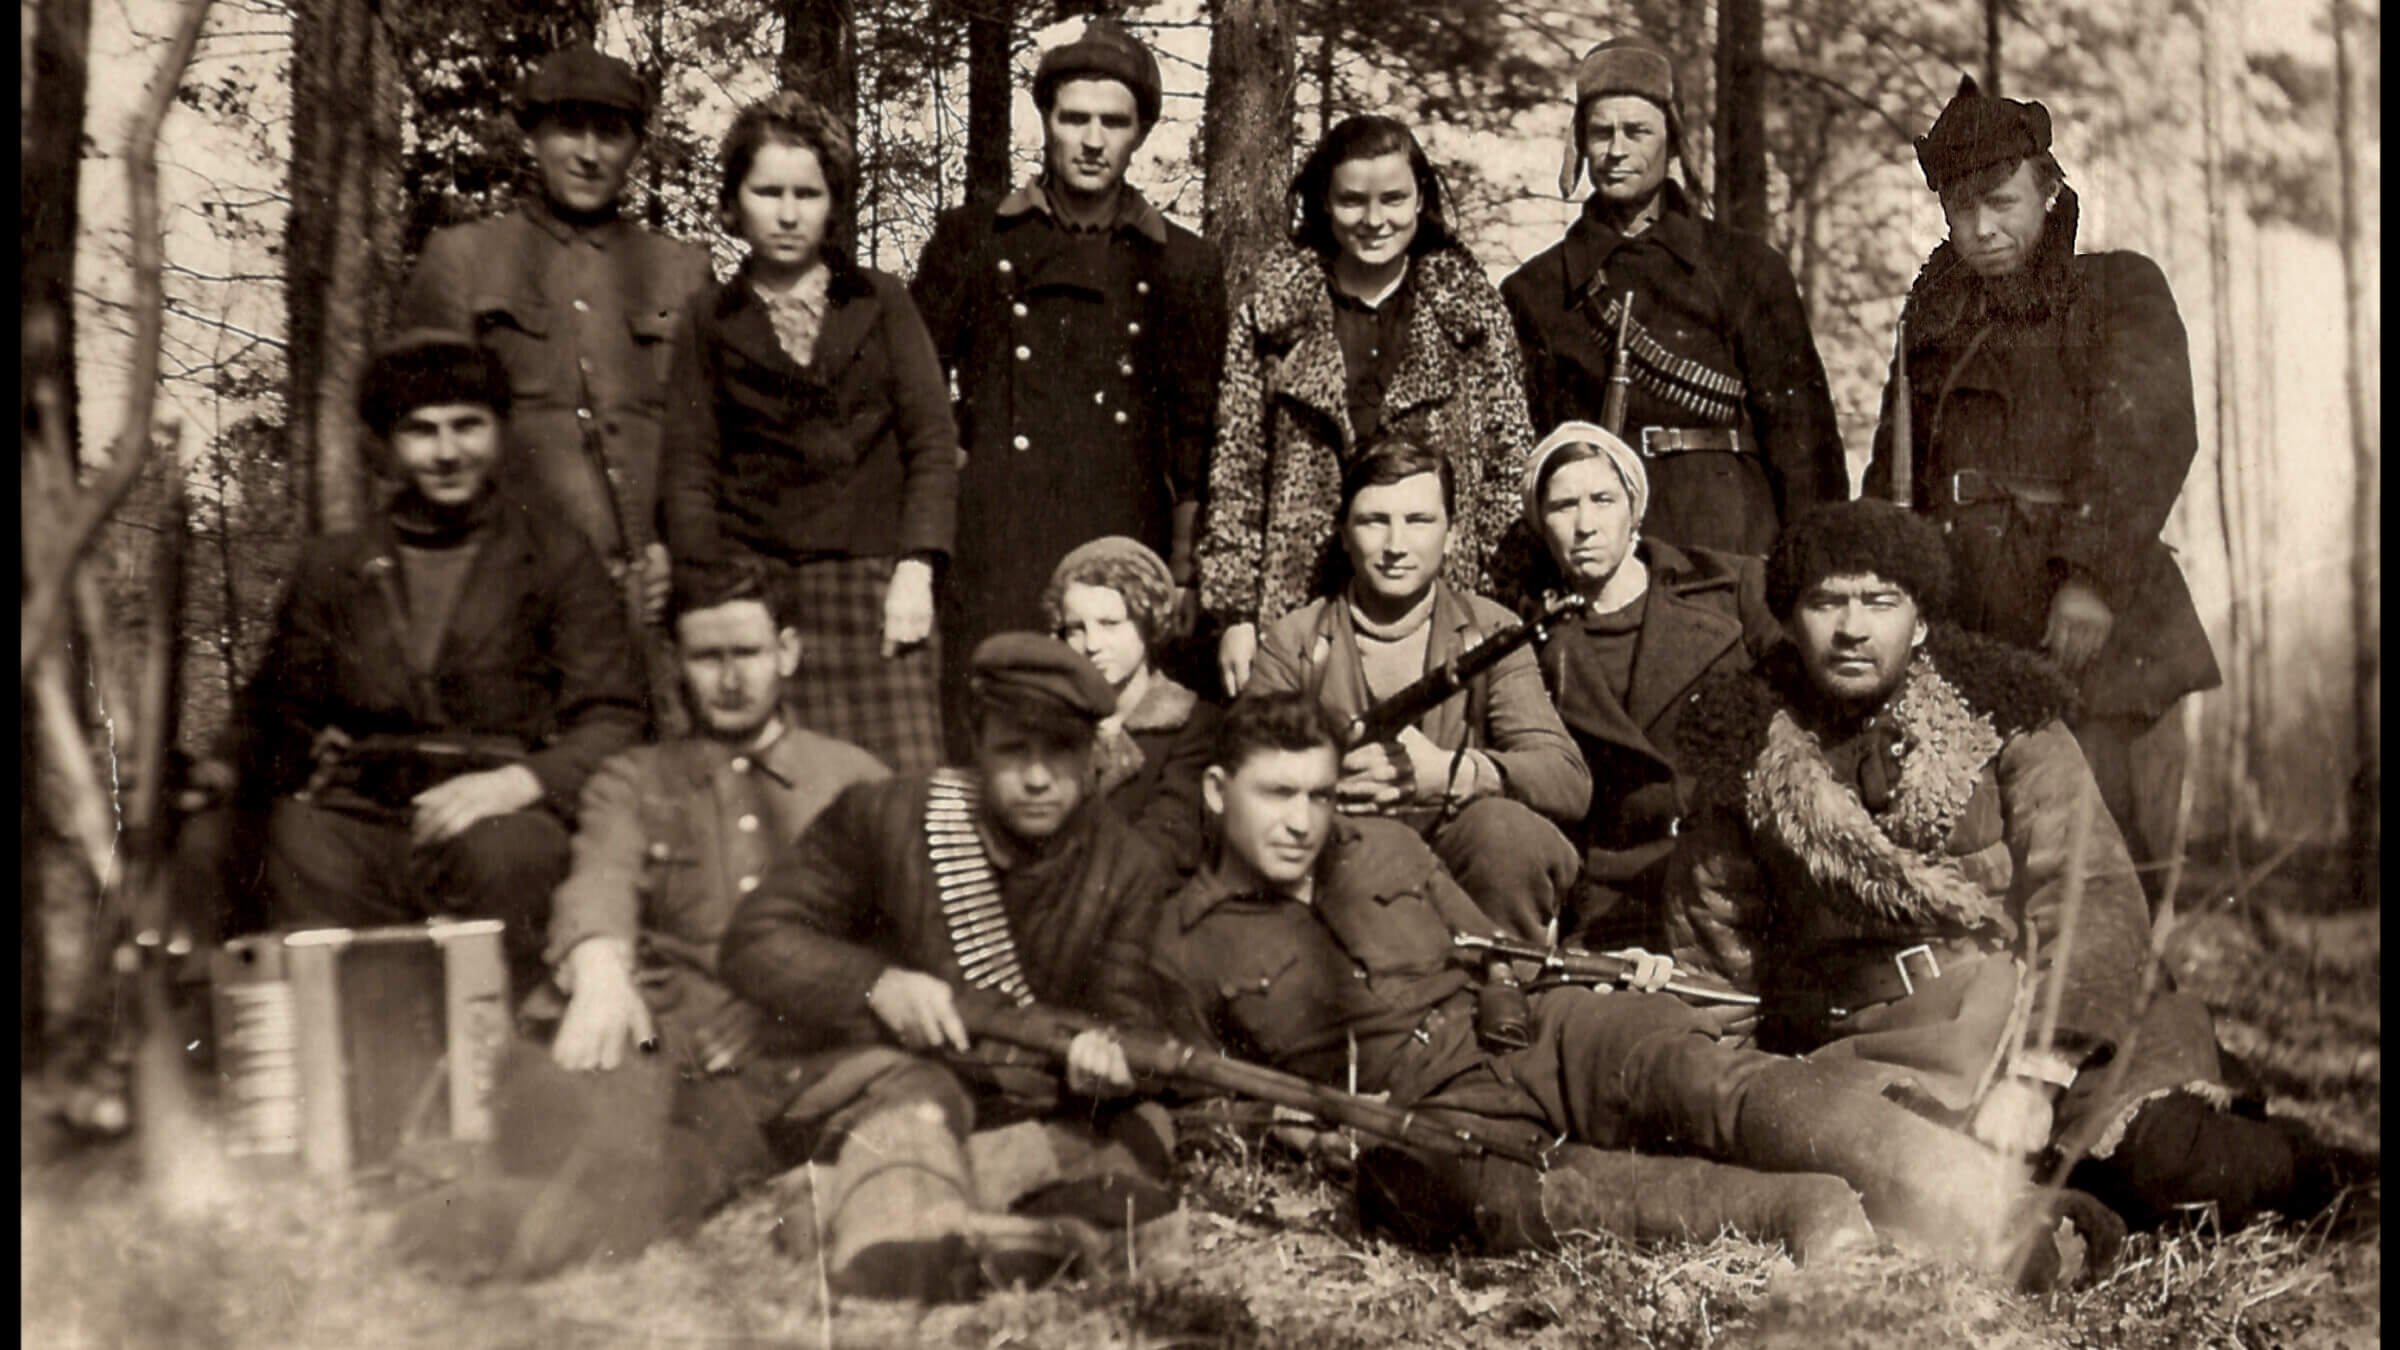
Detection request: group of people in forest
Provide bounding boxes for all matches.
[178,20,2341,1304]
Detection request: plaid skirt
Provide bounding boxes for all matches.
[769,554,944,775]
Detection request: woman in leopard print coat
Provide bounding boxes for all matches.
[1198,115,1536,692]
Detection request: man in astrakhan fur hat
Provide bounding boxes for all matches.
[1667,500,2340,1236]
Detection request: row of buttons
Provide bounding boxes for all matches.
[994,258,1153,297]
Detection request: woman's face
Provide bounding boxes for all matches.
[732,139,833,279]
[1057,582,1150,690]
[1325,151,1421,273]
[1538,455,1639,588]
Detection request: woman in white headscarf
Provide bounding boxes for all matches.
[1518,422,1781,949]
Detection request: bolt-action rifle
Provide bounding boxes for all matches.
[1342,591,1592,750]
[957,995,1553,1170]
[1453,933,1760,1007]
[1600,290,1637,438]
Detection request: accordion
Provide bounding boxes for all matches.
[211,920,513,1178]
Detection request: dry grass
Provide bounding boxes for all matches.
[24,860,2379,1349]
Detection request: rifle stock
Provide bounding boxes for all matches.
[1454,933,1759,1007]
[1343,591,1591,748]
[956,996,1552,1169]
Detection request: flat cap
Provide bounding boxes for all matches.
[1034,18,1163,126]
[1915,75,2051,193]
[515,41,647,128]
[357,329,510,439]
[970,632,1117,724]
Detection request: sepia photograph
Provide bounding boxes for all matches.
[23,0,2378,1344]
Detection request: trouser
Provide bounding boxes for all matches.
[263,797,568,985]
[2070,712,2163,907]
[1424,798,1581,944]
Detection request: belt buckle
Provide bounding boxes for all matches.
[1949,470,1984,504]
[1893,944,1941,996]
[1639,427,1666,459]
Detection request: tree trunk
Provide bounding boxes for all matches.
[1314,24,1337,139]
[780,0,858,257]
[23,0,95,1071]
[2331,0,2379,887]
[1712,0,1766,233]
[963,0,1016,203]
[1983,0,2003,96]
[1202,0,1296,301]
[286,0,403,535]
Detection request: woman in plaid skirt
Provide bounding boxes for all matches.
[661,92,957,773]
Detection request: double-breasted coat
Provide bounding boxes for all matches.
[1863,189,2220,722]
[1500,184,1847,557]
[1198,243,1538,632]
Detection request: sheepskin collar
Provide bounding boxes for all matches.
[1903,186,2084,341]
[1681,625,2075,935]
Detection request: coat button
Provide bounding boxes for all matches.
[1092,391,1106,405]
[648,841,670,860]
[572,299,590,313]
[577,407,593,421]
[1127,322,1141,336]
[737,814,759,833]
[1014,345,1031,361]
[1012,434,1031,451]
[737,875,759,894]
[1118,361,1133,378]
[730,756,751,774]
[1011,302,1028,318]
[997,259,1013,273]
[1136,281,1150,296]
[1113,411,1128,426]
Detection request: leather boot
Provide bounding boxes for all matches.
[1355,1144,1874,1266]
[806,1098,1101,1302]
[2069,1092,2330,1231]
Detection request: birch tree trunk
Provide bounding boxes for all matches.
[2331,0,2379,886]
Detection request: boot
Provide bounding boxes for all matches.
[805,1099,1100,1302]
[1355,1144,1874,1266]
[2070,1092,2330,1231]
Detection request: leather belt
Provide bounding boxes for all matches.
[1946,469,2072,508]
[1638,426,1751,458]
[1766,937,2000,1023]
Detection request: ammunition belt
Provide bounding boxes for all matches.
[1593,294,1747,426]
[925,769,1034,1007]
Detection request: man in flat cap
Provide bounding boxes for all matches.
[398,39,713,727]
[221,333,644,983]
[714,632,1180,1300]
[1666,500,2333,1242]
[1501,36,1846,559]
[911,18,1227,755]
[1864,78,2220,904]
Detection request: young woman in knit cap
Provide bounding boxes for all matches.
[660,92,959,774]
[1042,536,1221,877]
[1200,114,1536,696]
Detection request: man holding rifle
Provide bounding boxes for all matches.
[1243,440,1589,940]
[1148,690,2111,1287]
[717,633,1179,1301]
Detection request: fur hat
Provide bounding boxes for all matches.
[1034,18,1163,127]
[1558,36,1684,198]
[1765,500,1954,621]
[515,41,648,131]
[1915,74,2052,193]
[357,331,511,448]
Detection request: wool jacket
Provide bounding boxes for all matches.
[1247,581,1591,827]
[544,724,890,1045]
[659,258,959,566]
[1666,626,2222,1153]
[1500,183,1846,557]
[1863,190,2219,721]
[1199,242,1537,629]
[399,197,713,567]
[235,491,646,818]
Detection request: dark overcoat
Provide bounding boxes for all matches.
[1533,543,1781,942]
[1863,190,2219,721]
[1500,184,1847,557]
[911,186,1226,739]
[235,494,646,816]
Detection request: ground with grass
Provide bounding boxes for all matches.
[23,859,2380,1349]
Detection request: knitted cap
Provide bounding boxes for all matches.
[1765,500,1954,621]
[1915,75,2052,193]
[1042,535,1179,645]
[1522,421,1649,528]
[1034,18,1163,126]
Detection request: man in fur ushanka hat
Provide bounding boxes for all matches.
[1665,500,2341,1238]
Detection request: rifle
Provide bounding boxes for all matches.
[1343,591,1592,749]
[1599,290,1636,438]
[957,996,1553,1170]
[1453,933,1759,1008]
[1888,310,1913,507]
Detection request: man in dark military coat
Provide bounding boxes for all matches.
[1863,78,2222,895]
[1502,36,1846,557]
[911,19,1227,753]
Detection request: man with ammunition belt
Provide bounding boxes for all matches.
[1243,441,1588,941]
[715,633,1180,1301]
[1667,500,2328,1236]
[1864,78,2220,898]
[397,40,713,726]
[1153,690,2109,1287]
[232,334,645,980]
[1501,35,1846,557]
